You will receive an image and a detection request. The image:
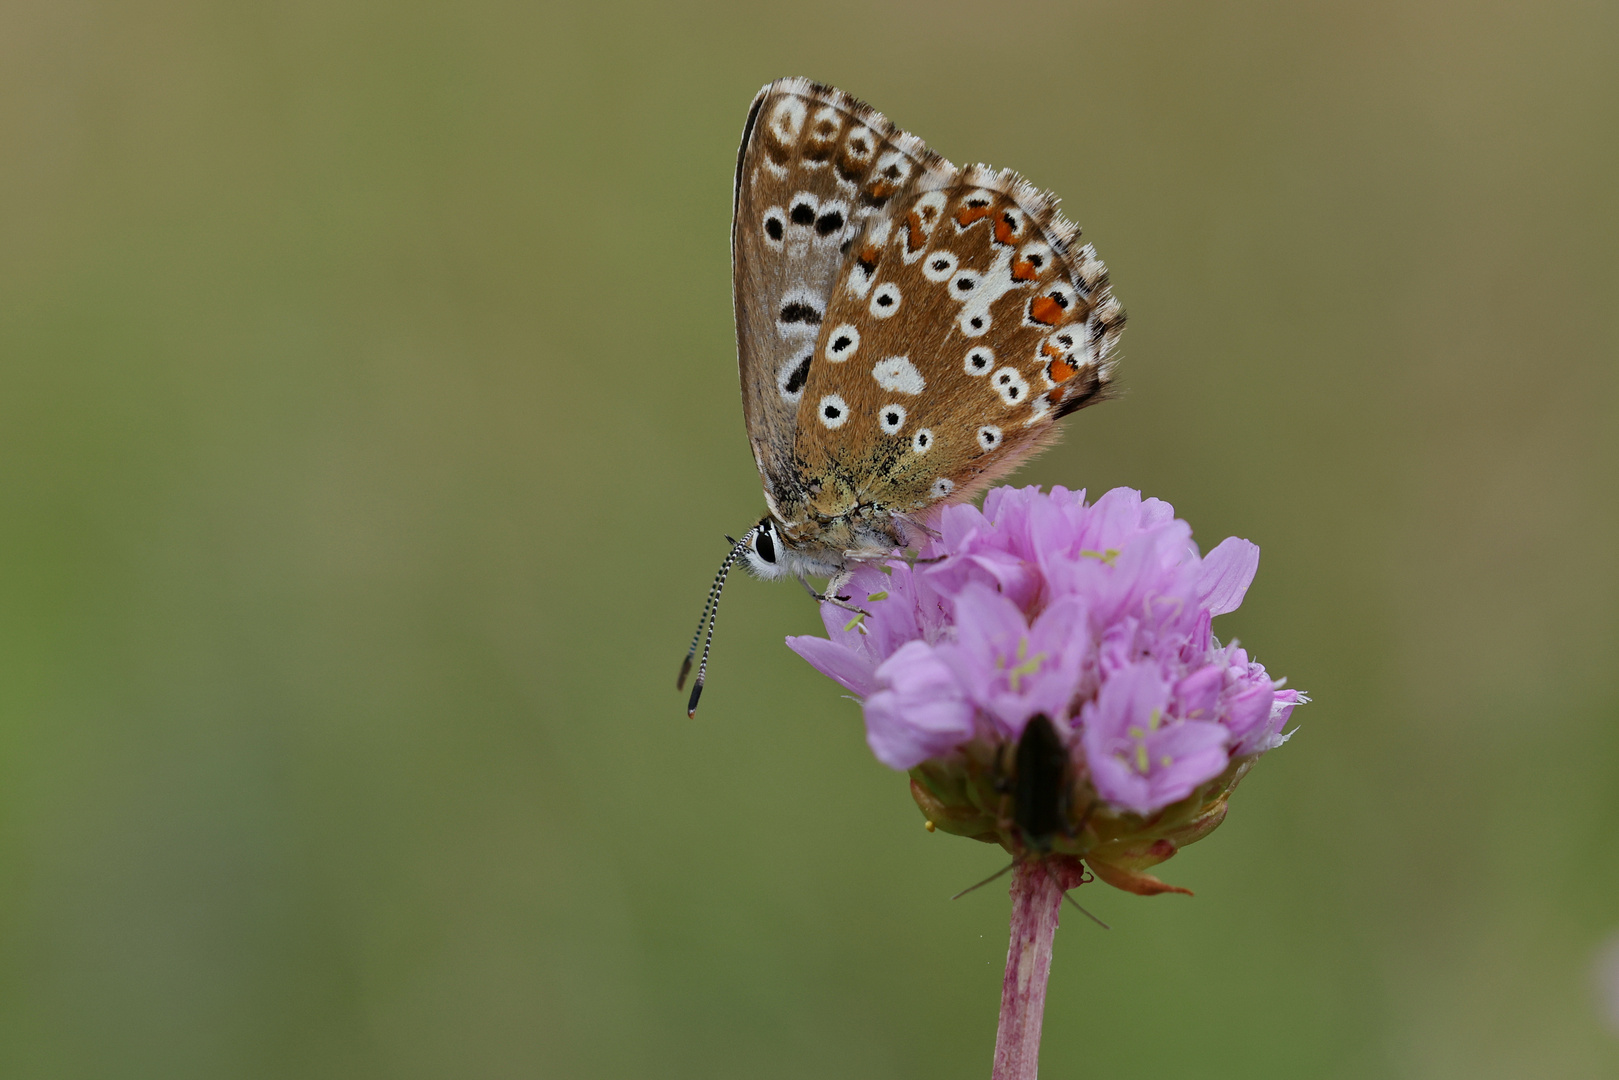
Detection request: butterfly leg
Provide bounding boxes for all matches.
[797,572,869,617]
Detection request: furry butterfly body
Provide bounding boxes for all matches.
[679,78,1125,714]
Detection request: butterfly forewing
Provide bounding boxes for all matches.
[793,168,1125,518]
[732,79,954,507]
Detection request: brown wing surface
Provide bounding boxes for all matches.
[731,78,954,507]
[792,170,1125,516]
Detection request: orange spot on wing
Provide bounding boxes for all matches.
[993,215,1017,245]
[906,210,925,251]
[1012,259,1040,281]
[1029,296,1064,325]
[955,203,995,227]
[1047,357,1078,383]
[858,244,881,268]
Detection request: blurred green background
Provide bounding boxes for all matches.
[2,1,1616,1077]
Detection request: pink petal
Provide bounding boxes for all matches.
[785,635,876,697]
[1196,537,1260,616]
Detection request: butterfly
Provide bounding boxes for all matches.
[678,77,1125,716]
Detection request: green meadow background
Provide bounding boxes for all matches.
[2,2,1616,1077]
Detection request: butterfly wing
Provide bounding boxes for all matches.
[732,79,954,510]
[792,168,1125,520]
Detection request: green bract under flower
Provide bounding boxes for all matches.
[910,734,1263,895]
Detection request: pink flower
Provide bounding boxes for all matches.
[786,486,1300,816]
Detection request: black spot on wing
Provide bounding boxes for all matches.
[783,354,812,394]
[779,301,822,325]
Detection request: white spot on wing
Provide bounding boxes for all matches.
[787,192,819,235]
[777,352,812,402]
[871,150,913,192]
[776,287,823,339]
[1016,240,1052,274]
[912,428,933,454]
[922,250,958,283]
[843,218,889,300]
[931,477,955,498]
[1024,394,1052,427]
[953,191,995,232]
[901,190,948,263]
[949,269,982,299]
[964,346,994,376]
[843,127,877,167]
[769,98,806,145]
[878,404,907,434]
[813,199,850,248]
[761,207,786,251]
[817,394,849,429]
[991,367,1029,406]
[869,282,902,318]
[825,324,860,362]
[977,425,1002,451]
[872,356,925,396]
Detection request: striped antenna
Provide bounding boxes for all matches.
[676,529,756,717]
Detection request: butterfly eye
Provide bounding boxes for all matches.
[878,404,907,435]
[752,523,778,564]
[964,347,994,375]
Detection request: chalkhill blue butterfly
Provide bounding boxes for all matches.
[678,78,1125,715]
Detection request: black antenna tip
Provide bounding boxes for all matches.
[676,655,692,691]
[686,681,703,718]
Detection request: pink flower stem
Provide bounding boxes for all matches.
[992,858,1085,1080]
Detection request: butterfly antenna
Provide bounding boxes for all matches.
[678,531,753,717]
[950,860,1016,901]
[1062,890,1110,929]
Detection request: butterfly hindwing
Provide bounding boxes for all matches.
[732,79,953,508]
[792,168,1125,519]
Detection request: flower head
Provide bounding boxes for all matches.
[787,485,1302,892]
